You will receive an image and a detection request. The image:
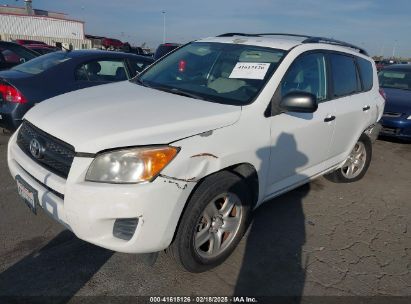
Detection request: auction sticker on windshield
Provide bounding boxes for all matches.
[229,62,270,80]
[16,175,39,214]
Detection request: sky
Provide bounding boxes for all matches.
[2,0,411,57]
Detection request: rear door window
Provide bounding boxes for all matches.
[357,57,373,91]
[75,60,129,82]
[329,54,359,98]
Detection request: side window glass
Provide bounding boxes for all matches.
[75,60,128,82]
[357,57,373,91]
[75,65,88,81]
[281,53,327,102]
[330,54,358,97]
[129,59,150,74]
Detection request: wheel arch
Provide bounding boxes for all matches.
[169,162,259,244]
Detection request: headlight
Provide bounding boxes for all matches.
[407,115,411,120]
[86,146,179,184]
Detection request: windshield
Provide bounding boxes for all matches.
[136,42,285,105]
[12,51,71,75]
[379,69,411,91]
[0,44,38,63]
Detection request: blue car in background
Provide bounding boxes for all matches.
[0,50,153,131]
[378,64,411,141]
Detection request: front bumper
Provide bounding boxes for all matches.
[379,116,411,140]
[7,132,196,253]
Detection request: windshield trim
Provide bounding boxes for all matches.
[132,41,289,106]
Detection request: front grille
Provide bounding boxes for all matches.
[383,112,402,118]
[17,121,75,179]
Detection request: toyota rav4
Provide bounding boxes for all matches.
[7,33,385,272]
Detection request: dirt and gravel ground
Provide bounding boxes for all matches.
[0,130,410,302]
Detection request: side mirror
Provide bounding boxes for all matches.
[280,91,318,113]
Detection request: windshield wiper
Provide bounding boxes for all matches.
[153,86,206,100]
[133,77,151,88]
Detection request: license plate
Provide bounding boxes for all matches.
[16,175,39,215]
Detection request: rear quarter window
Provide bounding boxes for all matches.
[330,54,359,98]
[357,57,373,91]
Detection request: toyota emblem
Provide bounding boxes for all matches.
[29,138,44,159]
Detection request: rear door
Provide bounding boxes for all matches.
[266,52,336,195]
[327,53,372,158]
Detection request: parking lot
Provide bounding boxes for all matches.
[0,131,410,299]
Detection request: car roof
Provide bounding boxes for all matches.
[382,64,411,71]
[53,50,153,60]
[158,43,181,47]
[27,44,54,48]
[198,36,303,51]
[0,41,23,47]
[197,34,369,57]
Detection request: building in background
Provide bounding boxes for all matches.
[0,0,91,49]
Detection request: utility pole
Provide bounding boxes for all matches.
[392,40,397,59]
[162,11,166,43]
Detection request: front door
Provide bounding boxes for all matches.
[266,52,335,196]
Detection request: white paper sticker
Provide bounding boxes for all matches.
[229,62,270,80]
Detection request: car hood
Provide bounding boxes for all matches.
[382,87,411,114]
[24,81,242,153]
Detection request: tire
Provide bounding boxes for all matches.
[325,133,372,183]
[167,171,251,272]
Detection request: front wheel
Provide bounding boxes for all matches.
[325,133,372,183]
[167,171,251,272]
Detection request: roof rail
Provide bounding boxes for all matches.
[217,33,261,37]
[216,33,369,56]
[302,37,369,56]
[217,33,310,39]
[255,33,311,39]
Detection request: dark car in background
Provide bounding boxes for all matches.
[0,50,154,131]
[0,41,39,71]
[13,39,57,54]
[153,43,181,60]
[14,39,49,46]
[379,64,411,141]
[25,44,58,55]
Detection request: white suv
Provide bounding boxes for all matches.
[7,33,384,272]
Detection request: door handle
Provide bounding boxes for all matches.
[324,115,336,122]
[363,105,371,111]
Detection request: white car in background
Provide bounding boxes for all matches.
[8,33,384,272]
